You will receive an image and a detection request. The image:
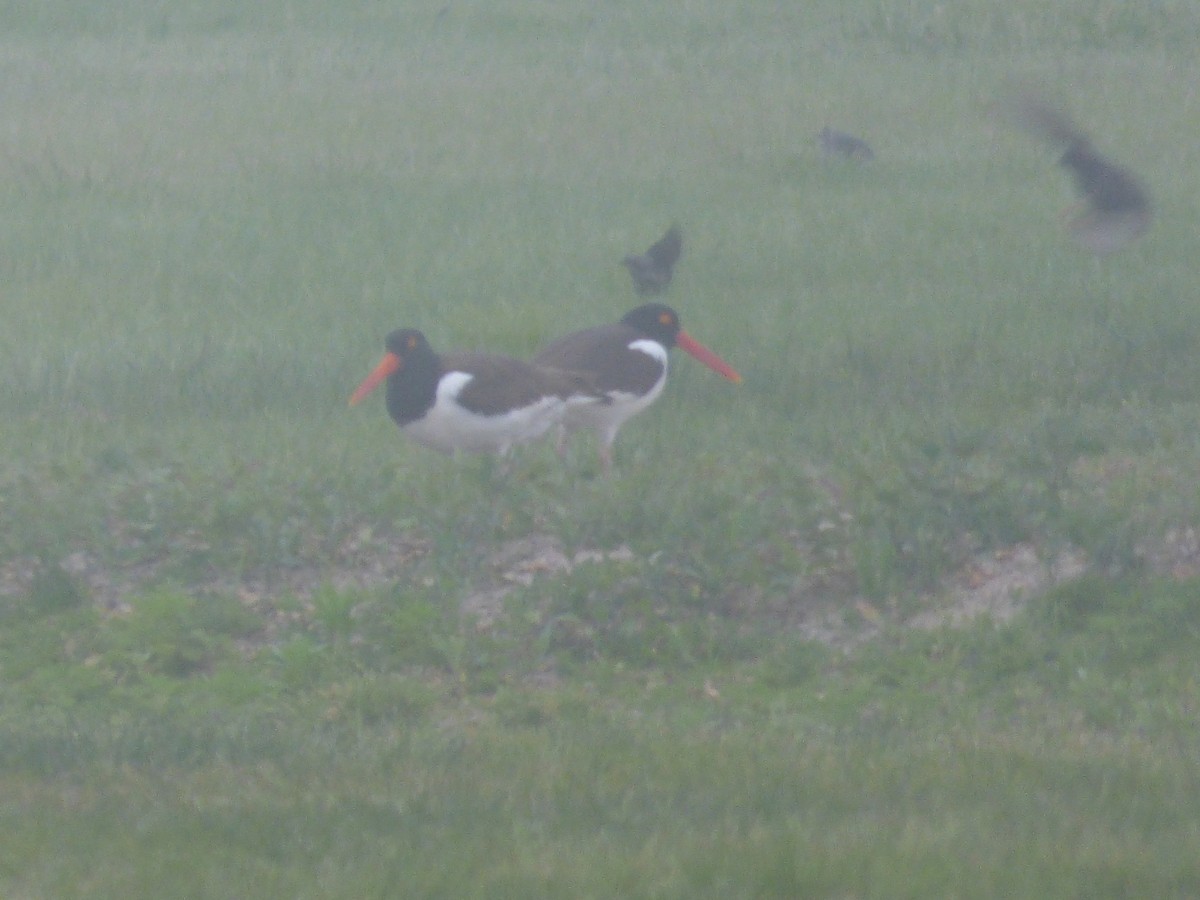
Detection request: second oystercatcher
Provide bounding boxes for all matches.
[534,303,741,471]
[350,328,606,456]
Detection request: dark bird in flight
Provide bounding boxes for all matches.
[818,126,874,161]
[623,225,682,296]
[1001,91,1151,255]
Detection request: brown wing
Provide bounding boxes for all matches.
[442,352,602,415]
[535,325,665,396]
[998,90,1088,147]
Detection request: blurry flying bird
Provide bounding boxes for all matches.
[818,126,875,161]
[1001,90,1151,255]
[623,225,682,296]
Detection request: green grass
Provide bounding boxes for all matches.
[2,0,1200,896]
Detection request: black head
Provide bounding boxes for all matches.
[367,328,441,426]
[383,328,435,362]
[350,328,440,418]
[619,303,682,348]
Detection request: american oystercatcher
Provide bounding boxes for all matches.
[1002,91,1151,255]
[623,225,682,296]
[350,328,606,456]
[534,303,742,471]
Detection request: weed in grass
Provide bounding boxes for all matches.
[318,674,439,728]
[271,633,344,693]
[26,559,87,616]
[756,639,832,690]
[310,584,361,641]
[97,589,262,681]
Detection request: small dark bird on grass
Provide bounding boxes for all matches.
[818,126,874,161]
[623,225,682,296]
[1001,91,1152,255]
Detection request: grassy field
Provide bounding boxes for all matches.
[3,1,1200,896]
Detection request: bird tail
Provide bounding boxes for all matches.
[995,87,1089,150]
[553,369,613,407]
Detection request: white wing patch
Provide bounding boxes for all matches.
[559,340,669,445]
[629,338,669,368]
[402,371,568,455]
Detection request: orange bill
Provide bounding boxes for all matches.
[349,352,401,406]
[675,330,742,383]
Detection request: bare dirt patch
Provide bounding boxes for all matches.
[908,543,1088,630]
[0,525,431,631]
[460,533,634,629]
[1136,526,1200,580]
[7,517,1198,653]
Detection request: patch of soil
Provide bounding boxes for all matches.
[461,533,633,629]
[0,525,431,631]
[907,543,1088,630]
[8,515,1199,654]
[1137,526,1200,580]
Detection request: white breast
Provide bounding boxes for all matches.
[559,340,669,442]
[402,371,567,455]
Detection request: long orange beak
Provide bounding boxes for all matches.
[676,330,742,383]
[349,352,401,406]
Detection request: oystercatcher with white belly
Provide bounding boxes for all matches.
[534,304,741,471]
[350,328,606,456]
